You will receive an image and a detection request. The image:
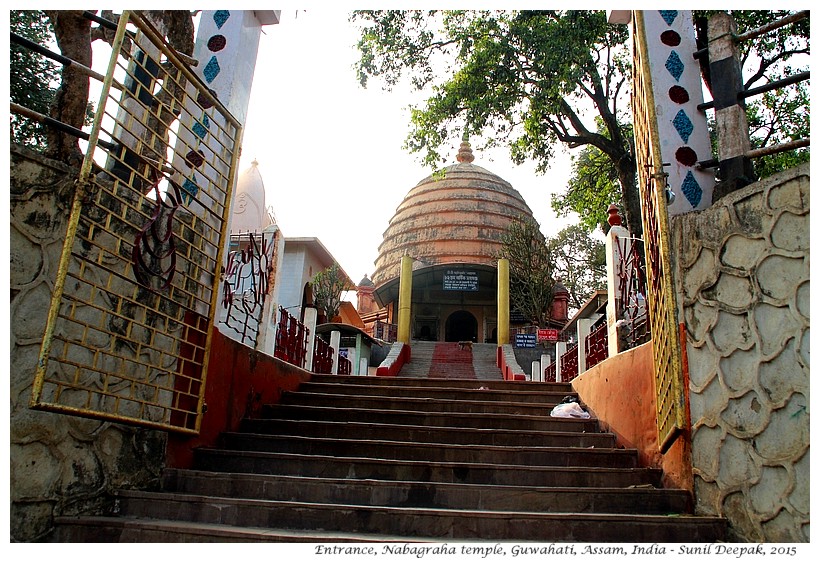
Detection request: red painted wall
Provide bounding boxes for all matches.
[571,341,694,492]
[165,328,313,468]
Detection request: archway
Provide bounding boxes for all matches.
[445,310,478,342]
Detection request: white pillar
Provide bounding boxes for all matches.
[303,307,318,370]
[330,330,341,375]
[531,361,540,382]
[577,318,594,375]
[172,11,280,322]
[638,10,714,212]
[540,354,550,383]
[606,216,632,357]
[359,358,368,376]
[555,342,567,383]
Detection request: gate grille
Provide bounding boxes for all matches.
[30,11,240,434]
[630,12,688,452]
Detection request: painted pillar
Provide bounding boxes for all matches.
[303,306,318,370]
[330,330,341,375]
[497,259,510,346]
[577,318,594,375]
[171,11,280,320]
[555,342,567,383]
[530,361,540,382]
[397,255,413,343]
[605,205,632,356]
[540,353,550,383]
[636,10,715,213]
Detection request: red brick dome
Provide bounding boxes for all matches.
[372,141,535,286]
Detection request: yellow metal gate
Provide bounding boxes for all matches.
[30,12,241,434]
[631,12,688,452]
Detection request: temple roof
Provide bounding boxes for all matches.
[371,141,535,287]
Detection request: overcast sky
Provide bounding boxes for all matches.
[238,8,578,284]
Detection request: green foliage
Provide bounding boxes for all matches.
[312,263,349,322]
[733,10,810,179]
[552,119,630,232]
[547,224,606,314]
[499,217,555,327]
[352,10,642,234]
[9,10,60,150]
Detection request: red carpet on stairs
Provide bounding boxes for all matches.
[430,343,476,379]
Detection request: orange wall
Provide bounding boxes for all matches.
[571,341,694,492]
[166,328,313,468]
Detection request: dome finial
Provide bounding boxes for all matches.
[456,133,474,164]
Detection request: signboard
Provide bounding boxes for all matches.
[443,270,479,291]
[515,333,537,348]
[538,329,559,342]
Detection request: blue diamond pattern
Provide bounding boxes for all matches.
[182,178,199,204]
[681,171,702,208]
[672,110,694,143]
[213,10,230,29]
[665,51,684,82]
[203,56,221,84]
[192,114,210,139]
[660,11,678,25]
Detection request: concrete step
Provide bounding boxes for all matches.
[218,432,639,467]
[261,403,600,432]
[162,468,693,515]
[295,381,576,403]
[310,373,574,393]
[51,515,425,542]
[239,418,617,448]
[192,448,663,488]
[108,489,728,542]
[278,391,580,417]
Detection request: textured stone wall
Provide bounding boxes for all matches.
[671,163,809,542]
[10,146,166,541]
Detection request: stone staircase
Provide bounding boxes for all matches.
[52,372,728,542]
[398,340,503,379]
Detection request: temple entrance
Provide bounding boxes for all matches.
[445,310,478,342]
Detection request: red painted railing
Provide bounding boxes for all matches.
[312,337,334,374]
[274,306,309,369]
[560,343,579,382]
[338,356,352,375]
[585,321,609,370]
[544,361,557,382]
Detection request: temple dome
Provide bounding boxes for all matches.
[231,159,274,233]
[372,141,535,286]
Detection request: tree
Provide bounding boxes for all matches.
[499,217,555,327]
[312,263,350,323]
[9,11,61,151]
[547,224,606,314]
[10,10,195,166]
[695,10,810,182]
[352,10,642,236]
[552,119,631,232]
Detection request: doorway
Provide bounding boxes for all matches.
[445,310,478,342]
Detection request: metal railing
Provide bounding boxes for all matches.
[560,343,579,382]
[584,321,609,370]
[25,11,240,434]
[219,231,276,348]
[274,306,310,369]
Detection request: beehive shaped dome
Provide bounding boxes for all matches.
[372,141,535,286]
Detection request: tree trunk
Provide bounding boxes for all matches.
[44,10,92,167]
[618,156,643,239]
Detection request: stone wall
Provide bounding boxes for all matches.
[10,146,166,541]
[671,162,810,542]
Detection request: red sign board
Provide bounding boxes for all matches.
[538,329,559,342]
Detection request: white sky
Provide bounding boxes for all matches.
[238,9,578,284]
